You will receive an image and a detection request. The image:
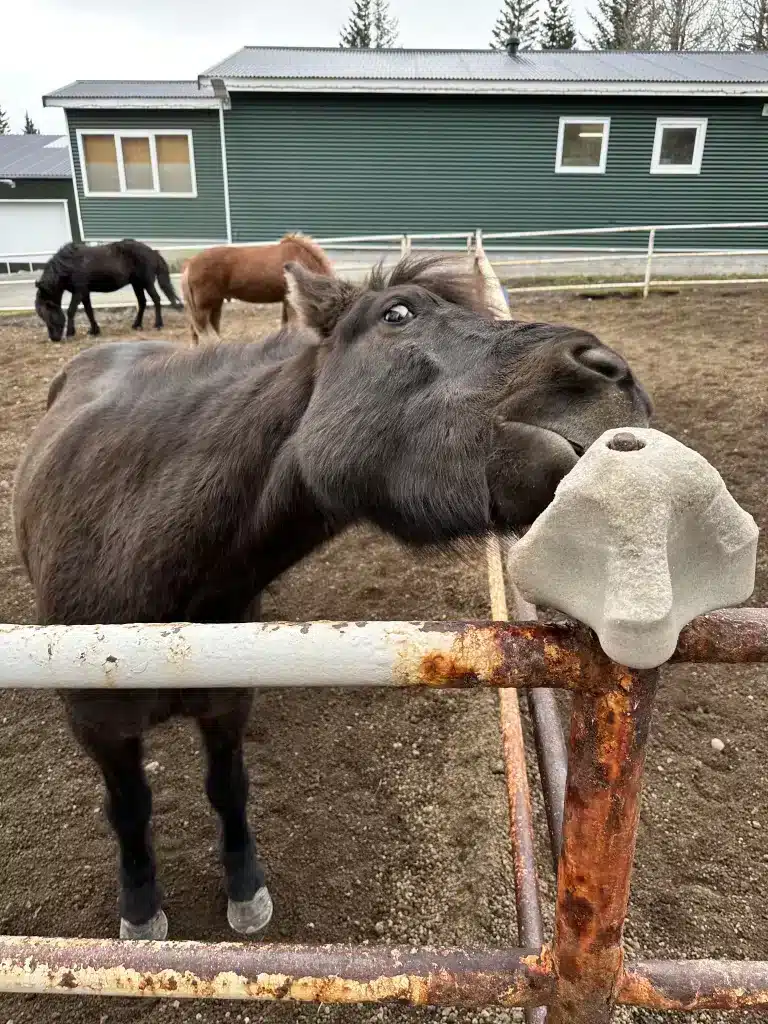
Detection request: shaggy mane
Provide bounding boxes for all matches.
[366,254,492,316]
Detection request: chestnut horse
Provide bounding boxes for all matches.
[181,233,333,343]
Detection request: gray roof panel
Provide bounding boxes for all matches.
[202,47,768,84]
[45,80,215,100]
[0,135,71,178]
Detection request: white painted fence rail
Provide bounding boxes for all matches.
[3,221,768,300]
[0,620,521,691]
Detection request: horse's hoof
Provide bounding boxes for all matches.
[227,885,273,936]
[119,908,168,940]
[89,328,101,337]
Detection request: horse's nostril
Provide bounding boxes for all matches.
[575,346,629,381]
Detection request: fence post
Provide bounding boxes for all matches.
[546,667,658,1024]
[643,228,656,299]
[400,235,412,256]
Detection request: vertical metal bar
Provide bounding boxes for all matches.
[502,541,568,871]
[643,228,656,299]
[547,667,659,1024]
[487,535,546,1024]
[527,689,568,868]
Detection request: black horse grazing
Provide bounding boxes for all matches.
[34,239,183,342]
[14,256,652,941]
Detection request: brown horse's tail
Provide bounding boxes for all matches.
[180,264,203,344]
[282,233,334,276]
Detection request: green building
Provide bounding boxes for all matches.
[43,48,768,251]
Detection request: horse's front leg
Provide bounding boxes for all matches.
[66,294,80,337]
[82,292,101,336]
[196,695,272,936]
[73,725,166,939]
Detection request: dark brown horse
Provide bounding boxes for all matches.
[13,256,651,941]
[181,233,333,343]
[35,239,183,342]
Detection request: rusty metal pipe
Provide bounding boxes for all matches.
[487,536,547,1024]
[547,667,659,1024]
[0,936,552,1005]
[500,688,547,1024]
[619,959,768,1011]
[527,688,568,868]
[0,612,766,691]
[671,608,768,663]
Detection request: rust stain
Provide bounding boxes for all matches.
[618,964,768,1011]
[547,669,659,1024]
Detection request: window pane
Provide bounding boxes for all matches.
[561,122,605,168]
[83,134,120,192]
[659,127,697,166]
[156,135,193,193]
[121,136,154,191]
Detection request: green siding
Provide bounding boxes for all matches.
[224,93,768,249]
[67,110,227,243]
[7,178,81,242]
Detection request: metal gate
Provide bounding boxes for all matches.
[0,603,766,1021]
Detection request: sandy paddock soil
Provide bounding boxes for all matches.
[0,285,766,1024]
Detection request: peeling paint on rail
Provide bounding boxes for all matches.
[0,938,551,1006]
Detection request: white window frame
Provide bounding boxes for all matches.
[76,128,198,198]
[555,116,611,175]
[650,117,707,175]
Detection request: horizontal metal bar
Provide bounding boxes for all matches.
[0,611,765,691]
[619,959,768,1011]
[0,620,602,691]
[0,936,550,1005]
[504,277,768,295]
[2,935,766,1011]
[483,221,768,241]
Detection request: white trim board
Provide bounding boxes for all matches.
[75,128,198,199]
[46,96,221,110]
[201,77,768,98]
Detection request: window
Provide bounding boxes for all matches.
[651,118,707,175]
[556,118,610,174]
[78,130,197,197]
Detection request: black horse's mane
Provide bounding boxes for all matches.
[36,242,87,294]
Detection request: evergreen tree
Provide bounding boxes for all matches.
[23,111,40,134]
[490,0,540,50]
[0,107,9,135]
[340,0,398,47]
[588,0,655,48]
[540,0,577,47]
[340,0,372,47]
[372,0,399,47]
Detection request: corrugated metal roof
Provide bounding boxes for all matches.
[0,135,71,178]
[202,47,768,84]
[45,80,215,99]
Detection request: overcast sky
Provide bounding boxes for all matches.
[3,0,593,134]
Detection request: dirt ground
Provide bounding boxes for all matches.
[0,285,766,1024]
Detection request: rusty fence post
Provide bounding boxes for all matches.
[547,666,659,1024]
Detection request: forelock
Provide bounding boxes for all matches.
[365,255,494,316]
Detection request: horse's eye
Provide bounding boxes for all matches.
[382,303,414,325]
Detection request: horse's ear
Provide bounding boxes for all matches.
[284,262,359,338]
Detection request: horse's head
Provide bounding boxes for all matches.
[284,256,651,543]
[35,282,66,342]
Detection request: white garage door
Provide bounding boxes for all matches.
[0,201,72,259]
